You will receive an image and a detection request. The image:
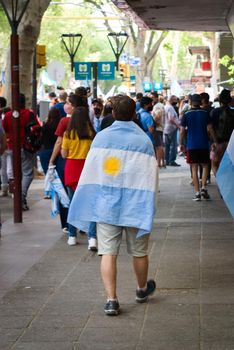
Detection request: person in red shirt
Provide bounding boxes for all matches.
[0,97,12,196]
[48,93,88,232]
[0,123,6,155]
[2,93,40,210]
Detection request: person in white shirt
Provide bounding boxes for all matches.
[164,95,181,166]
[152,95,166,167]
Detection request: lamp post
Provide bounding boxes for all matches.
[159,68,168,96]
[107,32,129,68]
[159,68,167,84]
[61,34,83,72]
[0,0,30,223]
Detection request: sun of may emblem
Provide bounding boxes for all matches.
[103,156,122,176]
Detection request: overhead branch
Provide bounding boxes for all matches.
[146,31,155,56]
[129,24,137,44]
[146,31,168,66]
[85,0,114,32]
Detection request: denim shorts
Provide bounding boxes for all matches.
[97,223,149,257]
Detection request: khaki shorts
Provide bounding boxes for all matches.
[97,223,149,257]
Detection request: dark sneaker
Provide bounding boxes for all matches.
[43,195,51,199]
[169,162,181,167]
[22,198,29,211]
[136,279,156,303]
[201,188,210,200]
[193,193,201,201]
[104,299,120,316]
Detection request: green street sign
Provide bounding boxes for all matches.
[74,62,92,80]
[97,62,115,80]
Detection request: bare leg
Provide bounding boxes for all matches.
[191,164,199,192]
[211,160,218,176]
[201,164,208,188]
[133,255,148,289]
[162,146,166,167]
[156,146,164,167]
[100,255,117,300]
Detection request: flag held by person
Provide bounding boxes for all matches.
[45,166,70,217]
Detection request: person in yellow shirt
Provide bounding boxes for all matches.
[61,106,96,248]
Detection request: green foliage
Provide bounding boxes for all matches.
[38,0,121,91]
[0,5,10,32]
[0,0,220,94]
[153,31,203,81]
[0,5,10,70]
[163,42,173,52]
[46,0,63,16]
[219,55,232,67]
[176,32,203,79]
[219,55,234,85]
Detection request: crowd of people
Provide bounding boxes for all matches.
[1,87,234,220]
[0,86,233,315]
[136,89,234,201]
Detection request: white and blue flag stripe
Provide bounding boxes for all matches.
[68,121,157,236]
[216,131,234,217]
[79,147,156,191]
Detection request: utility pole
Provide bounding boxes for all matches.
[0,0,31,223]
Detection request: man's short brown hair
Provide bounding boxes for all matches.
[59,92,68,102]
[112,96,136,121]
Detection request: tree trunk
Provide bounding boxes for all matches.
[170,32,180,79]
[200,32,219,98]
[133,30,167,92]
[134,30,146,92]
[85,1,168,93]
[5,0,51,108]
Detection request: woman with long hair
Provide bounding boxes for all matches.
[39,108,61,198]
[61,106,96,249]
[48,92,89,230]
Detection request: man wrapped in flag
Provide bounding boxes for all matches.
[68,95,158,315]
[216,130,234,217]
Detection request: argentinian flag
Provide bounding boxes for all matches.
[68,121,157,236]
[216,131,234,217]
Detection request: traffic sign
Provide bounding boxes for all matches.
[97,62,115,80]
[143,82,152,92]
[47,61,65,83]
[74,62,92,80]
[153,82,163,91]
[129,56,141,66]
[119,53,128,63]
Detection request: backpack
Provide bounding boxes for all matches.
[135,112,148,131]
[24,111,42,153]
[216,107,234,142]
[135,111,157,133]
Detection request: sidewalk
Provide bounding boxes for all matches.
[0,159,234,350]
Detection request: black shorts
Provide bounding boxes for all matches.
[153,130,163,147]
[186,149,210,164]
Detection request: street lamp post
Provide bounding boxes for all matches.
[61,34,83,72]
[159,68,168,96]
[107,32,129,68]
[0,0,31,223]
[159,68,167,84]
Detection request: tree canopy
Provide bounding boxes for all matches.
[0,0,223,103]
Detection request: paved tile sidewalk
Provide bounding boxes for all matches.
[0,161,233,350]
